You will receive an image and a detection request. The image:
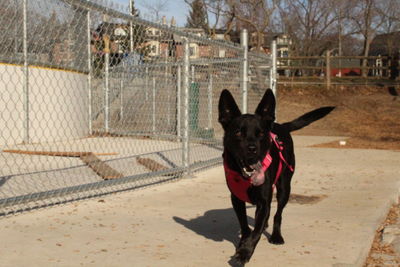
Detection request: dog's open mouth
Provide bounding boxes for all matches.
[240,161,265,186]
[242,161,262,178]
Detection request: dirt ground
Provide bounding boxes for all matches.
[277,84,400,265]
[364,202,400,266]
[277,84,400,150]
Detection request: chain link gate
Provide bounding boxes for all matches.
[0,0,275,215]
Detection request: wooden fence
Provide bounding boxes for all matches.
[276,52,399,88]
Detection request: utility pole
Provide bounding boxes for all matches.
[129,0,134,53]
[338,3,342,77]
[326,50,331,89]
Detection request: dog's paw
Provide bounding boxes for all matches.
[234,249,251,264]
[228,256,245,267]
[269,232,285,245]
[234,245,254,264]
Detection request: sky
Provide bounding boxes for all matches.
[115,0,190,26]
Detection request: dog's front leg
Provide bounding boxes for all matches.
[234,200,270,264]
[231,194,251,247]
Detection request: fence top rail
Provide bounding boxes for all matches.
[277,65,389,70]
[110,58,244,73]
[62,0,243,52]
[277,65,324,70]
[278,56,390,60]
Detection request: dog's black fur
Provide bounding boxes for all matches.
[218,89,334,264]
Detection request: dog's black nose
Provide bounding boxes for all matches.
[248,144,257,154]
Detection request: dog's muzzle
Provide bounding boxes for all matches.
[242,161,265,186]
[242,161,260,177]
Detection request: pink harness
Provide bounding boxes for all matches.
[223,133,294,203]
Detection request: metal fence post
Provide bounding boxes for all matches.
[270,40,277,96]
[177,65,181,139]
[129,0,134,53]
[207,74,213,130]
[87,10,92,135]
[152,77,156,134]
[22,0,29,143]
[104,52,110,133]
[120,79,124,121]
[145,67,149,101]
[165,49,170,128]
[182,38,190,174]
[240,29,248,113]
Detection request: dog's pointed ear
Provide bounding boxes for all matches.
[218,89,241,130]
[255,89,275,122]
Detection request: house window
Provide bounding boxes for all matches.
[114,28,127,36]
[278,50,288,57]
[189,46,196,57]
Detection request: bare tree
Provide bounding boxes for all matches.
[349,0,387,76]
[375,0,400,57]
[334,0,360,57]
[183,0,236,40]
[278,0,339,56]
[0,0,23,54]
[204,0,229,37]
[226,0,279,51]
[186,0,209,31]
[376,0,400,34]
[140,0,169,21]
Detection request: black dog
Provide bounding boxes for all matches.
[218,88,334,264]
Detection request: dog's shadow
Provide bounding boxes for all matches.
[173,207,244,244]
[173,206,271,266]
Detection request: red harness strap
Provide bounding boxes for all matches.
[223,133,294,203]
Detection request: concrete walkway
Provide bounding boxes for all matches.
[0,136,399,267]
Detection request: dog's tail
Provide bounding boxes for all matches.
[280,106,335,132]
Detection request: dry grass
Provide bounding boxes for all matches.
[278,85,400,149]
[364,202,400,266]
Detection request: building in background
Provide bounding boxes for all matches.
[369,31,400,77]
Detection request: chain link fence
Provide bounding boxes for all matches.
[0,0,275,215]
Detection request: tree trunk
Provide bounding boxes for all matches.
[257,31,263,52]
[362,36,371,77]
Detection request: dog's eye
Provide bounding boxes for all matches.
[235,131,242,137]
[258,132,265,138]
